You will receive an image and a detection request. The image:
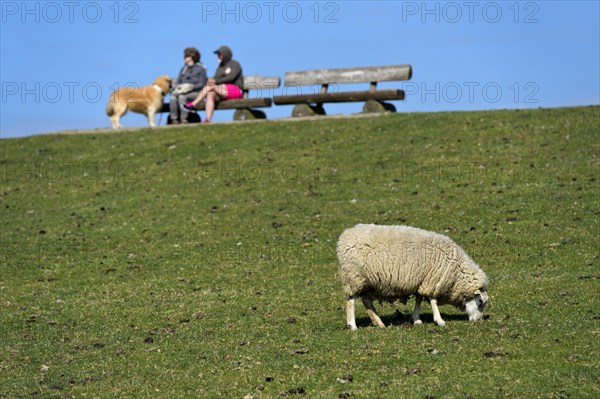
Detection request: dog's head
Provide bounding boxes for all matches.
[153,75,173,95]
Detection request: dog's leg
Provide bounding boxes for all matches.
[147,110,156,127]
[110,114,122,129]
[109,102,126,128]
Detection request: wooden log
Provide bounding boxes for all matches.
[242,76,281,90]
[273,89,404,105]
[214,98,272,109]
[283,65,412,86]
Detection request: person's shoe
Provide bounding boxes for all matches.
[171,119,180,125]
[202,119,211,123]
[183,102,196,111]
[181,119,189,124]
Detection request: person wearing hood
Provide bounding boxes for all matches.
[184,45,243,123]
[170,47,207,124]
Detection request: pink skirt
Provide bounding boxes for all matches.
[225,84,243,99]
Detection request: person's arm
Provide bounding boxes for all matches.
[191,65,207,91]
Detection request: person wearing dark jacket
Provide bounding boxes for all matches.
[170,47,207,124]
[185,45,243,123]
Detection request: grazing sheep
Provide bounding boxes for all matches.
[337,224,489,330]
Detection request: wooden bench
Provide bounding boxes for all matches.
[161,75,281,122]
[272,65,412,117]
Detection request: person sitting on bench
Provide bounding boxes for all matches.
[170,47,207,124]
[185,45,243,123]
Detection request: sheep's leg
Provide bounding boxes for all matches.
[345,296,358,330]
[430,298,446,327]
[362,297,386,328]
[412,295,423,325]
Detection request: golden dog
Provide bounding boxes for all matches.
[105,75,172,128]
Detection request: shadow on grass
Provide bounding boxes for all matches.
[354,311,468,328]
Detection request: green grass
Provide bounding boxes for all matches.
[1,106,599,398]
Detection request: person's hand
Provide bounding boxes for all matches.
[207,78,216,85]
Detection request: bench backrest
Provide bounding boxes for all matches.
[242,76,281,90]
[282,65,412,87]
[241,75,280,99]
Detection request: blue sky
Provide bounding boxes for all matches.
[1,0,599,138]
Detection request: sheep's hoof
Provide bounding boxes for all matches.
[435,320,446,327]
[413,320,423,326]
[347,324,358,331]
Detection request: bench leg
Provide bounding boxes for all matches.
[363,100,396,114]
[233,108,267,121]
[292,103,326,118]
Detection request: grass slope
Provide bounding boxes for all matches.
[1,106,599,398]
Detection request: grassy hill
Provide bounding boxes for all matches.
[1,106,598,398]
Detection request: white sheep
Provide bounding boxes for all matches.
[337,224,489,330]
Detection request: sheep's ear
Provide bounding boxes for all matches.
[474,290,488,306]
[473,290,483,305]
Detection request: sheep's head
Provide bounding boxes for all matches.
[465,289,488,321]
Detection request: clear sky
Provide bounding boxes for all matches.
[1,0,599,138]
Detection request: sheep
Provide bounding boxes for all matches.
[337,224,489,330]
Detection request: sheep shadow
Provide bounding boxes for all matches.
[354,310,467,328]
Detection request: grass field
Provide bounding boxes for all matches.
[1,106,598,398]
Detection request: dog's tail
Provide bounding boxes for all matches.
[105,97,115,117]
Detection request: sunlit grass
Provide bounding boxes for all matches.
[1,106,598,398]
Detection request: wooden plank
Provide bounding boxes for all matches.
[283,65,412,86]
[160,98,272,113]
[213,98,272,109]
[242,76,281,90]
[273,89,404,105]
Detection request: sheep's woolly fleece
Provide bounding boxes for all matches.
[337,224,488,307]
